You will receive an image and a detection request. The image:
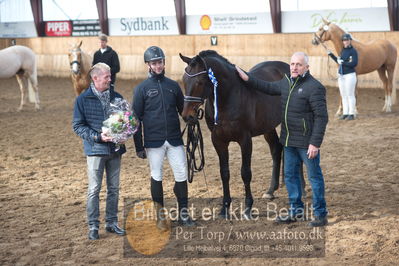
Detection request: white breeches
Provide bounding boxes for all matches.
[338,72,357,115]
[146,141,187,182]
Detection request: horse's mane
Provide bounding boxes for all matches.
[330,22,358,42]
[196,50,234,67]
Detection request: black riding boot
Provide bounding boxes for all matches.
[151,177,164,206]
[173,180,195,226]
[151,177,168,231]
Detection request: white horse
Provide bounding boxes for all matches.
[0,45,40,110]
[68,41,92,96]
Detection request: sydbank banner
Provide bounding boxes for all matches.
[109,16,179,36]
[282,7,390,33]
[186,13,273,35]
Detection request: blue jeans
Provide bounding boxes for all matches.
[86,153,121,229]
[284,146,327,218]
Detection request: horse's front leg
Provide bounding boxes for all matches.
[212,134,231,218]
[239,133,253,219]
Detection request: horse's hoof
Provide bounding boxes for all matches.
[243,213,251,220]
[382,104,391,112]
[219,207,230,219]
[219,212,229,220]
[243,208,254,220]
[262,192,275,200]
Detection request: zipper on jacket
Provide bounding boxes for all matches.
[158,79,169,138]
[302,118,307,136]
[284,76,299,147]
[92,93,111,155]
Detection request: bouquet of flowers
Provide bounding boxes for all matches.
[102,98,138,147]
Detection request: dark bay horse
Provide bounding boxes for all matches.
[179,50,289,218]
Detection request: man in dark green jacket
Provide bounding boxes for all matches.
[236,52,329,227]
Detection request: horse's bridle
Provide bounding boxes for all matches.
[183,56,209,104]
[70,48,82,74]
[183,55,221,125]
[313,24,329,45]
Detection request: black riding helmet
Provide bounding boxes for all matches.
[341,33,352,41]
[144,46,165,63]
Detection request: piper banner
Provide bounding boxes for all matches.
[44,20,101,37]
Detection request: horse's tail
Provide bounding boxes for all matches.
[28,54,38,103]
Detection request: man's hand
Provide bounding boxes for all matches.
[101,132,113,142]
[337,57,343,64]
[307,144,319,159]
[235,65,249,81]
[327,50,332,55]
[136,150,147,159]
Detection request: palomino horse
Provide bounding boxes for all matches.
[0,45,40,110]
[180,50,289,218]
[312,18,397,114]
[68,41,92,96]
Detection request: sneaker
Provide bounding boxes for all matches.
[308,216,328,227]
[339,115,348,120]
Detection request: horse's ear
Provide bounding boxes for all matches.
[78,40,82,48]
[322,17,330,25]
[179,53,191,65]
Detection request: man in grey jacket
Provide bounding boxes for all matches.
[73,63,126,240]
[236,52,329,227]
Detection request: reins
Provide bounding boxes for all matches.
[182,109,206,184]
[181,55,214,186]
[313,32,338,81]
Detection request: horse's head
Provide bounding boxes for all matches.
[179,53,212,124]
[312,18,333,45]
[68,41,83,75]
